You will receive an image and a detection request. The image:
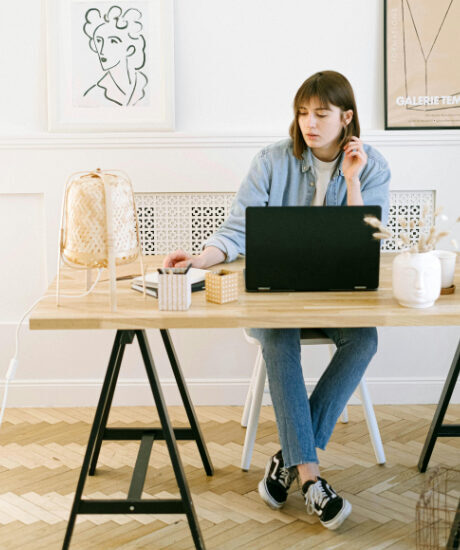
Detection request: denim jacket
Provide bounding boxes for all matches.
[204,138,391,262]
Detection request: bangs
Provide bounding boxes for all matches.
[295,81,332,113]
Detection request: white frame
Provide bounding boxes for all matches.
[46,0,174,132]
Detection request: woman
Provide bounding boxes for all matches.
[164,71,390,530]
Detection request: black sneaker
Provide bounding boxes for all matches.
[302,476,352,530]
[258,450,298,509]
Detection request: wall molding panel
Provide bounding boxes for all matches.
[0,130,460,150]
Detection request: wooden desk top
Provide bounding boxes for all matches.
[29,255,460,330]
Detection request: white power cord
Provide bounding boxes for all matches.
[0,268,103,428]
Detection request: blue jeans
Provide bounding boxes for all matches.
[247,327,378,468]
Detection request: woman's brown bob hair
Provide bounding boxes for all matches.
[289,71,360,160]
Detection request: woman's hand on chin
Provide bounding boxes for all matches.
[342,136,367,183]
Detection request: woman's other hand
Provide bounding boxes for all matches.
[342,136,367,184]
[163,246,226,269]
[163,249,204,269]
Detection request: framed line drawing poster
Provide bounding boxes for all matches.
[47,0,174,132]
[384,0,460,129]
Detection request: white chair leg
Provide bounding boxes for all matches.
[357,378,386,465]
[327,344,349,423]
[241,348,262,427]
[241,354,267,471]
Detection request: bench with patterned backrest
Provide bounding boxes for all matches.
[135,191,435,255]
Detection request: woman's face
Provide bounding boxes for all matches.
[93,23,132,71]
[297,97,348,152]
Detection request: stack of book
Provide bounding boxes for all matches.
[131,268,208,298]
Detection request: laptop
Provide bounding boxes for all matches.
[245,206,382,292]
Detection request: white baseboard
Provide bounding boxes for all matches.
[1,376,458,407]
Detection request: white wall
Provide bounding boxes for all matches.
[0,0,458,406]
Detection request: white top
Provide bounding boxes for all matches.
[311,154,338,206]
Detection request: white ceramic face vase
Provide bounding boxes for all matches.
[392,252,441,308]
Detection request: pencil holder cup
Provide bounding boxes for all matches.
[205,269,239,304]
[158,269,191,311]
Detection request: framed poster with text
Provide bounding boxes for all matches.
[384,0,460,129]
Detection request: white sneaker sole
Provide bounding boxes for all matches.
[320,499,352,530]
[258,479,284,510]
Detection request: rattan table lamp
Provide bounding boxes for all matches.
[57,168,145,311]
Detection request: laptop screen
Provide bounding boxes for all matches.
[245,206,382,292]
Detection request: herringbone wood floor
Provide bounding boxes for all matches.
[0,405,459,549]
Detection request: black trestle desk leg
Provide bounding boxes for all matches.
[418,338,460,473]
[89,330,135,476]
[62,330,133,550]
[136,330,206,550]
[160,329,214,476]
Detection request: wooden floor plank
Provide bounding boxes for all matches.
[0,405,459,549]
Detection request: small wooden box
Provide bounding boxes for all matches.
[205,269,239,304]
